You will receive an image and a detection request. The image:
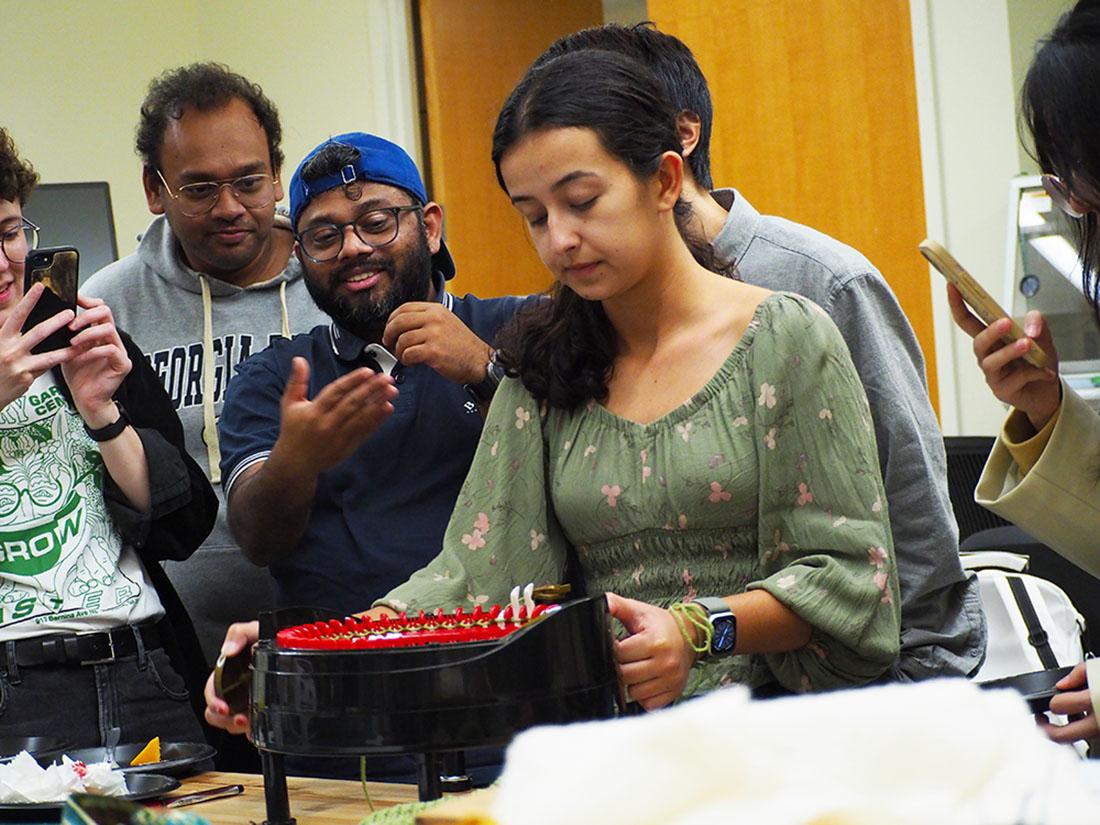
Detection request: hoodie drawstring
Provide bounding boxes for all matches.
[200,277,292,485]
[200,275,221,485]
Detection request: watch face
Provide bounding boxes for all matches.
[712,617,737,654]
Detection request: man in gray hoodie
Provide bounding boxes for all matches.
[82,64,327,665]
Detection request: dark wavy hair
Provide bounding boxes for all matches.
[136,62,284,173]
[534,22,715,189]
[0,128,39,205]
[491,49,733,410]
[1023,0,1100,317]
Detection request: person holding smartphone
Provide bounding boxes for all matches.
[0,127,217,747]
[948,0,1100,745]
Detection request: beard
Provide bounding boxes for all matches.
[304,232,434,341]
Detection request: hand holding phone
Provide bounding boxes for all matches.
[921,239,1050,369]
[21,246,79,354]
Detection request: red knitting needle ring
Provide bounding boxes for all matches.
[276,603,561,650]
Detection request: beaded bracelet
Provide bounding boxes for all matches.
[669,601,712,655]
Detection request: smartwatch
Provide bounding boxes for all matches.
[83,400,130,443]
[691,596,737,656]
[464,349,505,405]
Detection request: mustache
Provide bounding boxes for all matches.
[332,254,395,283]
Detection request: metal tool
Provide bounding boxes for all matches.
[165,783,245,808]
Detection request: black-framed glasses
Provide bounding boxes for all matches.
[295,205,422,263]
[156,169,279,218]
[0,218,38,264]
[1041,173,1088,220]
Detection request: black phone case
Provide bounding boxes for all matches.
[979,664,1076,713]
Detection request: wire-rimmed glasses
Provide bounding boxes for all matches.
[1041,173,1089,220]
[156,169,279,218]
[295,205,422,263]
[0,218,38,264]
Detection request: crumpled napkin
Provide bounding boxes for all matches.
[491,680,1098,825]
[0,751,127,803]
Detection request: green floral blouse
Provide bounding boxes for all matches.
[382,293,901,694]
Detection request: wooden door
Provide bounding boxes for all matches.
[649,0,939,411]
[417,0,604,299]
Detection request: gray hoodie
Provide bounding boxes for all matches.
[83,213,328,662]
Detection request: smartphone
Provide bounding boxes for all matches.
[22,245,78,355]
[920,239,1049,369]
[213,648,252,716]
[978,664,1076,713]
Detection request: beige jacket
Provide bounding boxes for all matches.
[976,380,1100,579]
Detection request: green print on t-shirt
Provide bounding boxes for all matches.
[0,379,127,629]
[0,490,83,575]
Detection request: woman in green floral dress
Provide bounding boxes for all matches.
[378,50,901,709]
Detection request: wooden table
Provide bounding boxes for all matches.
[165,771,420,824]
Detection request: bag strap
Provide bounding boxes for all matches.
[1006,575,1060,670]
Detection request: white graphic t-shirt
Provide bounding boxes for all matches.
[0,372,161,641]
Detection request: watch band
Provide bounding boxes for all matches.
[83,400,130,443]
[464,349,505,404]
[692,596,730,615]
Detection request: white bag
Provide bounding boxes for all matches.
[962,551,1086,682]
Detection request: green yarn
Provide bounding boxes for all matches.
[670,601,712,654]
[361,755,375,812]
[360,799,442,825]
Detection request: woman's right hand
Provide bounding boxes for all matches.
[0,283,75,410]
[1042,661,1100,743]
[947,284,1061,431]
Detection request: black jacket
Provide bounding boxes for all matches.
[54,329,218,722]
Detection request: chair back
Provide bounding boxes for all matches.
[944,436,1013,542]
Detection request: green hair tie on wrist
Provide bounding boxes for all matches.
[669,601,712,655]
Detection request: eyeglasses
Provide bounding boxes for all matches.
[156,169,279,218]
[295,205,422,263]
[0,218,39,264]
[1041,173,1089,219]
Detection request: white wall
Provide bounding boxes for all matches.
[912,0,1068,436]
[2,0,416,263]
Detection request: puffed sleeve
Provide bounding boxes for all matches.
[746,295,900,690]
[378,377,569,612]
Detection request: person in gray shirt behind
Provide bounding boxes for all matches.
[535,24,985,680]
[83,64,328,665]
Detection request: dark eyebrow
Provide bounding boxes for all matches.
[510,170,600,204]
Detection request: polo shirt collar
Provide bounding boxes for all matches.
[710,188,761,268]
[329,269,452,362]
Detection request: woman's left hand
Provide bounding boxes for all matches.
[1041,661,1100,743]
[60,296,131,425]
[606,592,697,711]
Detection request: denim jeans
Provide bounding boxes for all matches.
[0,631,204,747]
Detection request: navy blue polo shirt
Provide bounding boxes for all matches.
[218,282,532,616]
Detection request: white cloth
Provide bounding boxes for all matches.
[492,680,1097,825]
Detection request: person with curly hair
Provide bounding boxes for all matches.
[0,127,216,746]
[82,63,328,664]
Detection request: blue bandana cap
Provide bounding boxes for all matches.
[289,132,455,279]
